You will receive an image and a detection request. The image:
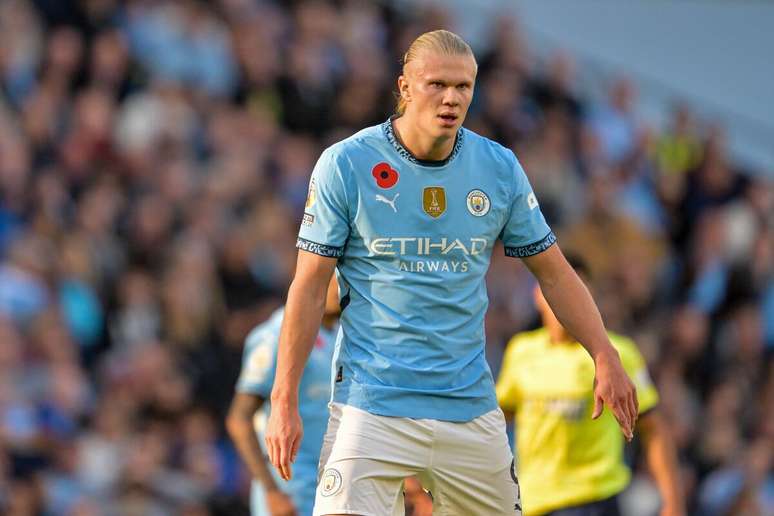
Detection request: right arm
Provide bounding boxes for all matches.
[226,393,297,515]
[265,250,337,480]
[226,393,276,489]
[637,410,685,516]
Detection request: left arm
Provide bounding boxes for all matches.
[637,410,685,516]
[522,245,638,439]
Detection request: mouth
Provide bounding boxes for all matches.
[437,113,459,127]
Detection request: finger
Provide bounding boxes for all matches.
[270,438,283,473]
[611,401,630,438]
[591,394,603,419]
[265,435,277,469]
[631,389,640,422]
[618,400,634,441]
[290,434,301,463]
[279,441,292,481]
[282,461,293,481]
[628,393,638,429]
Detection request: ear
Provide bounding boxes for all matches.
[398,75,410,101]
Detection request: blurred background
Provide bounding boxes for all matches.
[0,0,771,515]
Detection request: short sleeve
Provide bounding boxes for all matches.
[499,153,556,258]
[615,335,660,414]
[297,148,351,258]
[496,338,522,411]
[236,326,279,398]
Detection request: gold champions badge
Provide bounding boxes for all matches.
[422,186,446,218]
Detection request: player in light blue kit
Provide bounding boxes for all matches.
[265,30,640,516]
[226,277,340,516]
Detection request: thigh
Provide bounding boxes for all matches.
[545,496,622,516]
[313,404,431,516]
[423,408,522,516]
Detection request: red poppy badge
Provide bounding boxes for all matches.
[372,162,399,189]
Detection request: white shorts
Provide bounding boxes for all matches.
[313,403,522,516]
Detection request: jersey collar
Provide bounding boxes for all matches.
[381,116,464,168]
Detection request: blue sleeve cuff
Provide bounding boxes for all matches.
[504,231,557,258]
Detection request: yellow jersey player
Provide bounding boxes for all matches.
[497,256,685,516]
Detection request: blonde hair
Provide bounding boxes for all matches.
[396,30,475,116]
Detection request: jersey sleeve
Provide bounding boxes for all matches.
[297,148,351,258]
[236,325,280,398]
[499,152,556,258]
[614,335,660,414]
[496,337,523,411]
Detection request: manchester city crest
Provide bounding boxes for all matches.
[466,189,491,217]
[320,468,343,497]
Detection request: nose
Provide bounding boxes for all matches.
[442,87,460,106]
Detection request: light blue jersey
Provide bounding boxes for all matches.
[236,308,336,516]
[297,119,554,423]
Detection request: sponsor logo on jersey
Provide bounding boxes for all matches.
[320,468,343,496]
[366,237,488,256]
[524,397,588,421]
[302,212,314,226]
[423,186,446,218]
[365,237,488,274]
[466,189,491,217]
[375,193,399,212]
[305,177,317,208]
[372,162,399,189]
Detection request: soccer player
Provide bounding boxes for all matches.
[497,257,684,516]
[226,277,340,516]
[266,30,639,515]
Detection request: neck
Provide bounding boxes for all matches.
[393,115,455,161]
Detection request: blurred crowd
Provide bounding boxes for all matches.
[0,0,771,515]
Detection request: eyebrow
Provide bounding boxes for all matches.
[426,78,473,87]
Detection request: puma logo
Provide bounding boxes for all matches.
[375,193,399,213]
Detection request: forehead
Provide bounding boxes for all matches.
[408,50,477,83]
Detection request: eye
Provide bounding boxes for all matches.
[430,81,444,89]
[457,84,470,90]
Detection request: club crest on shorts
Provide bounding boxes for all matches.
[423,186,446,218]
[320,468,342,497]
[466,189,491,217]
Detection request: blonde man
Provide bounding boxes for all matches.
[266,30,639,516]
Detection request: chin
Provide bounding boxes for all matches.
[433,121,459,136]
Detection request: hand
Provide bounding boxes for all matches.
[265,401,303,481]
[267,489,297,516]
[591,350,638,441]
